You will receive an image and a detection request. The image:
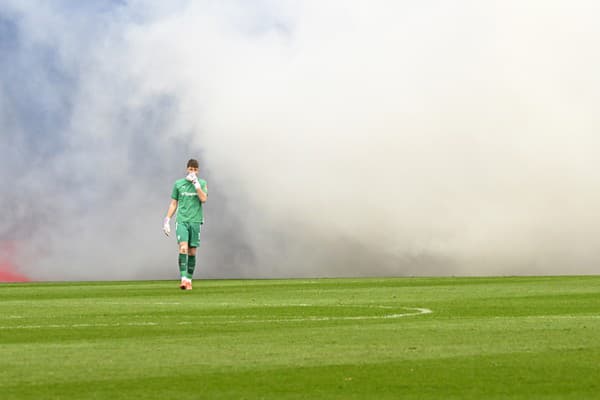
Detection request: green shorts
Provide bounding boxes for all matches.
[176,221,202,247]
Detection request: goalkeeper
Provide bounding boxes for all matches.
[163,159,208,290]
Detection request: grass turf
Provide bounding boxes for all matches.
[1,276,599,399]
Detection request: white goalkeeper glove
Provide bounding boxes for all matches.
[163,217,171,236]
[186,172,201,189]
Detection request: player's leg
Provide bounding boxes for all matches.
[186,223,202,284]
[176,222,191,289]
[178,242,189,289]
[186,247,196,290]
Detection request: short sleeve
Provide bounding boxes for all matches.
[201,180,208,194]
[171,183,179,200]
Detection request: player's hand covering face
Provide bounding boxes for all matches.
[186,172,201,189]
[185,172,196,182]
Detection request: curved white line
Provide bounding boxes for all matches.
[234,307,432,323]
[0,307,432,329]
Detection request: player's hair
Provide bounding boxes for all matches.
[187,159,199,169]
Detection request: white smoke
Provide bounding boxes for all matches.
[2,1,600,279]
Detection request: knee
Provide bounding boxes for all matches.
[179,245,188,254]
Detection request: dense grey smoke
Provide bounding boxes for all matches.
[1,1,600,280]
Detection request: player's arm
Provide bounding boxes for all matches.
[163,175,180,239]
[166,199,178,218]
[163,199,177,236]
[186,173,207,203]
[196,184,207,203]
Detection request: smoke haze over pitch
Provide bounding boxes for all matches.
[1,1,600,280]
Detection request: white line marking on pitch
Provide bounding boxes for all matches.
[230,307,432,324]
[0,307,432,330]
[216,303,395,308]
[0,321,160,330]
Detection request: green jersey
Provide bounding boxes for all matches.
[171,178,207,224]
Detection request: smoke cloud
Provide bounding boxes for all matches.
[1,1,600,280]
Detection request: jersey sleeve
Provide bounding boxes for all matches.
[201,180,208,194]
[171,183,179,200]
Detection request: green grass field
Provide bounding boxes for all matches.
[1,276,599,399]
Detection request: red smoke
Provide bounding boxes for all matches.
[0,241,30,282]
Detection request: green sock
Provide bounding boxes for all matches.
[187,255,196,279]
[178,253,188,278]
